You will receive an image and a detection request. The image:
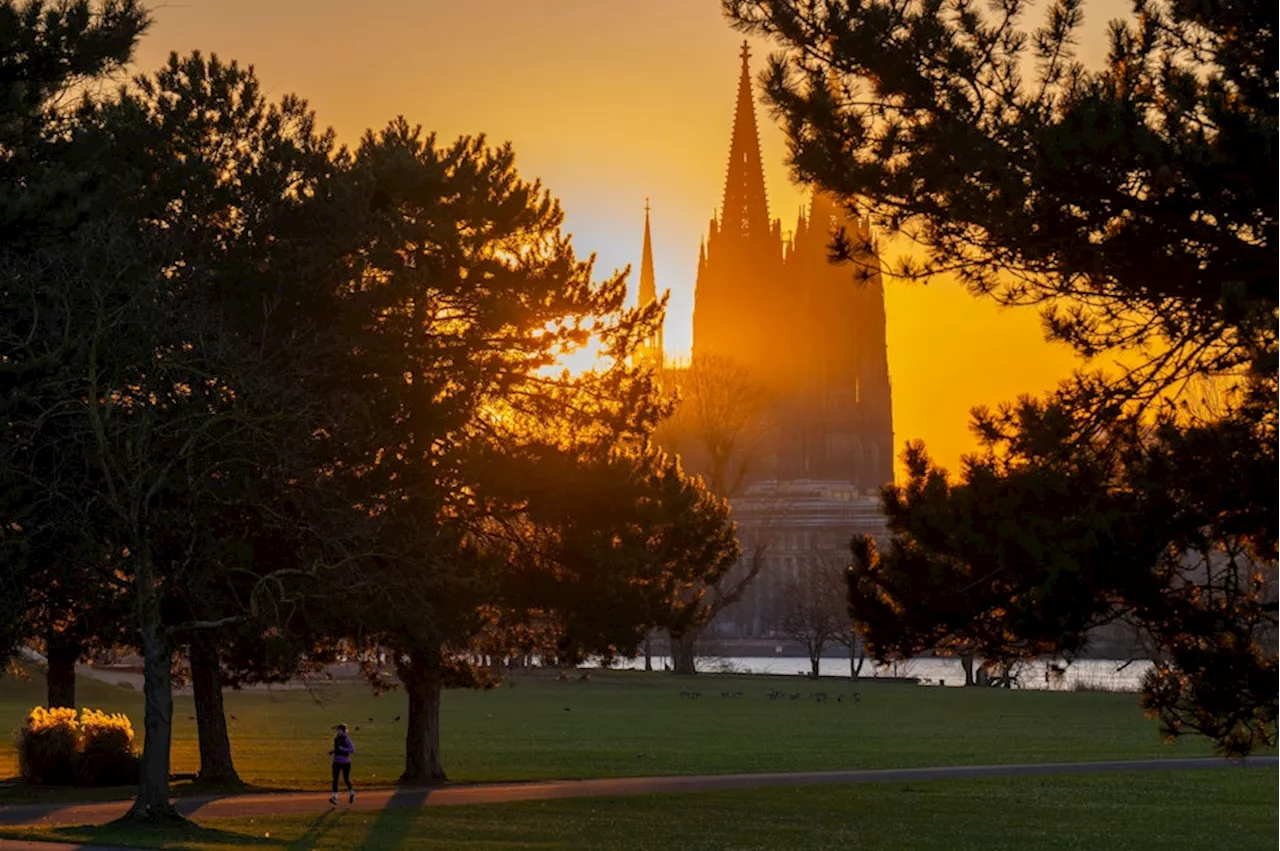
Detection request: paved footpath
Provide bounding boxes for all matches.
[0,756,1273,850]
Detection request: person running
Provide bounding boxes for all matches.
[328,723,356,805]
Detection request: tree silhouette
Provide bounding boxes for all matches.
[0,0,151,680]
[304,121,726,783]
[776,557,847,679]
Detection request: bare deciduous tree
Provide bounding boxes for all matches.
[655,354,779,673]
[775,558,848,679]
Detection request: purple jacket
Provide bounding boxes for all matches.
[332,733,355,764]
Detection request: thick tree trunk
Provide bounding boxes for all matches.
[961,654,975,687]
[119,557,183,825]
[810,652,821,679]
[669,630,697,675]
[189,638,241,786]
[45,634,80,709]
[398,651,446,784]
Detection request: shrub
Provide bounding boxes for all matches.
[78,708,139,786]
[16,707,79,786]
[14,706,140,786]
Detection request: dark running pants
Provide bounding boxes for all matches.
[332,762,352,793]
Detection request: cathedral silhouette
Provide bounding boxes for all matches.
[642,42,894,493]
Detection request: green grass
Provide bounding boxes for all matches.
[0,665,1225,797]
[1,770,1274,850]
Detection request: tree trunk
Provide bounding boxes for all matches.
[45,634,80,709]
[643,636,652,672]
[119,556,183,825]
[669,630,697,675]
[849,640,864,681]
[810,651,821,679]
[398,650,446,784]
[961,654,975,687]
[189,638,241,786]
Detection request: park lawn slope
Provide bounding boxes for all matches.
[1,667,1226,796]
[1,769,1273,850]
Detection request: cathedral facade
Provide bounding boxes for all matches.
[680,42,895,493]
[634,44,896,644]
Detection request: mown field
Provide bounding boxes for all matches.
[0,664,1226,792]
[3,771,1275,850]
[1,667,1275,849]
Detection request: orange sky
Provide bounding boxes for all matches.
[132,0,1128,480]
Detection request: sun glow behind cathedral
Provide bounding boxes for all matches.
[632,43,894,493]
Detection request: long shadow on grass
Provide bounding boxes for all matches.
[38,820,289,849]
[353,787,433,851]
[285,809,342,850]
[0,782,136,814]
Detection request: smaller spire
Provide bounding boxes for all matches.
[637,200,663,364]
[639,199,656,308]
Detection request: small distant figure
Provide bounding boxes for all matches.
[328,723,356,805]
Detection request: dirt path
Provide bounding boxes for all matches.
[0,755,1272,838]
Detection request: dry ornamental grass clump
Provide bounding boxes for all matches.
[17,707,80,785]
[15,706,139,786]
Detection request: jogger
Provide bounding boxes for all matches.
[328,723,356,804]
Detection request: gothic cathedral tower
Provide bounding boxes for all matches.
[692,42,786,383]
[692,42,895,491]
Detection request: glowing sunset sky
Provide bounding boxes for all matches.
[132,0,1127,479]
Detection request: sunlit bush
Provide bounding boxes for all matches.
[15,706,139,786]
[77,708,139,786]
[16,707,79,785]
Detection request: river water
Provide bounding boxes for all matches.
[600,655,1153,692]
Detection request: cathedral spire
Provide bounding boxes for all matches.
[637,199,663,363]
[721,41,771,239]
[639,198,656,309]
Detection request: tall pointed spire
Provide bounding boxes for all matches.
[639,198,656,308]
[721,41,771,239]
[637,199,663,364]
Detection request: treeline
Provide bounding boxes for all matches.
[0,2,739,822]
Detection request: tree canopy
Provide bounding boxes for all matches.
[1,2,741,814]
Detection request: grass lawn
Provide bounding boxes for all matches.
[0,665,1226,797]
[0,770,1274,850]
